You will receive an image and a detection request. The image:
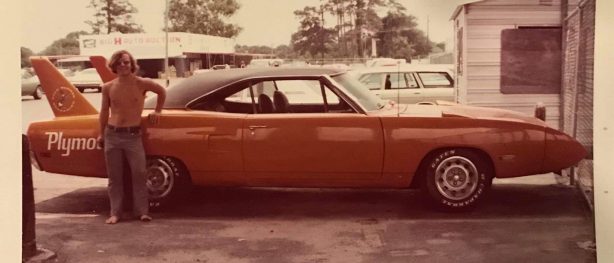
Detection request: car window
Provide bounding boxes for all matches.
[331,73,387,111]
[358,73,381,90]
[387,73,418,89]
[192,79,351,114]
[417,72,453,88]
[227,80,340,105]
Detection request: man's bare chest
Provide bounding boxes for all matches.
[109,85,144,108]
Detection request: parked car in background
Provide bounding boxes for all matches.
[247,58,283,68]
[365,58,406,67]
[21,69,43,99]
[353,64,455,104]
[322,63,350,70]
[68,68,103,93]
[193,68,213,75]
[21,68,73,99]
[211,64,234,70]
[280,60,309,68]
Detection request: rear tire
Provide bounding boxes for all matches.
[33,86,43,100]
[422,149,492,212]
[145,156,191,209]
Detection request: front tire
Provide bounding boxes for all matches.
[145,156,191,209]
[422,149,492,211]
[33,86,43,100]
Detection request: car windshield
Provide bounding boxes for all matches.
[331,72,388,111]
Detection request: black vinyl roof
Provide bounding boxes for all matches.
[145,67,345,109]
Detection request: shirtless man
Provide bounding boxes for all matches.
[97,50,166,224]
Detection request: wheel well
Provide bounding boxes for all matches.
[408,147,496,188]
[147,155,193,184]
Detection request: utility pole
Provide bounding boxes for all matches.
[164,0,170,87]
[426,15,430,50]
[320,5,325,63]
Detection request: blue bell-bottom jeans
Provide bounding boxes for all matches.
[104,127,149,217]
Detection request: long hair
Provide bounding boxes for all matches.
[108,50,139,74]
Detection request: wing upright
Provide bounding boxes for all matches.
[89,55,117,83]
[30,57,98,117]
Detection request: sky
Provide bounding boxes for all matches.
[20,0,462,53]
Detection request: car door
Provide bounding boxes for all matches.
[145,112,246,185]
[242,79,384,184]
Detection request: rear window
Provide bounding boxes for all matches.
[416,72,453,88]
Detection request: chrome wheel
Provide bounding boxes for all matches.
[434,156,479,201]
[146,158,175,199]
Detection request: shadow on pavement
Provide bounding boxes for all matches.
[36,187,108,214]
[35,183,593,221]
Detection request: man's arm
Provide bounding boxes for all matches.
[148,80,166,112]
[97,83,110,146]
[143,79,166,124]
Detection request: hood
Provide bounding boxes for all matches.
[374,101,546,127]
[436,103,546,126]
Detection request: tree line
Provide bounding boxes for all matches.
[22,0,440,67]
[290,0,438,61]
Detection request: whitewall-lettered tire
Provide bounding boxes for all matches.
[145,156,191,209]
[422,149,492,211]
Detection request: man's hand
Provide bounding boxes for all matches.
[148,111,161,125]
[97,135,104,148]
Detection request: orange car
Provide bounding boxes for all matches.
[26,57,586,211]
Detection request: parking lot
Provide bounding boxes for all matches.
[22,92,596,263]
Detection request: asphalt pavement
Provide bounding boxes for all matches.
[27,174,596,263]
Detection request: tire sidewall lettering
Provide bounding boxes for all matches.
[426,149,489,210]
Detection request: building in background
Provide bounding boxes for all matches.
[59,32,258,78]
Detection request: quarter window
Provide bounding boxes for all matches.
[417,72,453,88]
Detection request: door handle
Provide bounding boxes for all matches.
[248,125,268,131]
[248,125,268,135]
